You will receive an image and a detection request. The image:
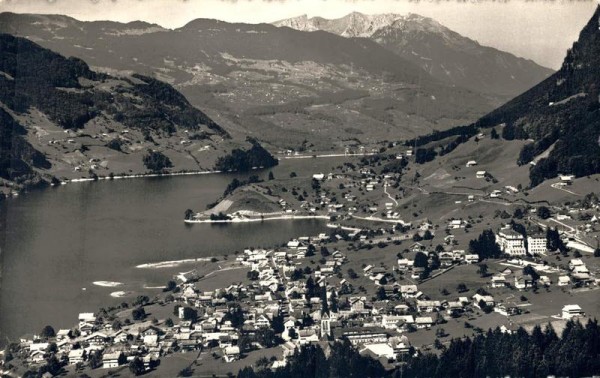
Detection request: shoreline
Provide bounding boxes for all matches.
[184,214,330,224]
[64,169,222,184]
[185,212,412,228]
[277,152,378,159]
[135,257,215,269]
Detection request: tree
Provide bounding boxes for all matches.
[143,150,172,172]
[112,319,122,331]
[129,357,145,376]
[133,295,150,306]
[547,227,566,252]
[40,325,56,339]
[268,171,275,180]
[414,252,428,268]
[290,268,304,281]
[523,265,540,281]
[513,208,524,219]
[469,229,502,259]
[181,307,198,322]
[164,280,177,292]
[347,268,359,279]
[214,141,278,172]
[490,128,499,139]
[330,291,339,313]
[224,305,245,329]
[305,277,317,299]
[537,206,551,219]
[477,263,489,277]
[178,367,194,377]
[132,307,146,321]
[165,318,174,327]
[88,350,102,369]
[457,283,468,293]
[247,270,259,280]
[271,315,284,333]
[42,355,63,376]
[46,342,58,354]
[423,230,434,240]
[376,286,387,300]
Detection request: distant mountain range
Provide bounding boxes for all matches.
[474,5,600,185]
[0,12,508,152]
[274,12,553,97]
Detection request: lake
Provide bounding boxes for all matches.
[0,158,347,342]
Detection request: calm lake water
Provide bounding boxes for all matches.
[0,159,344,342]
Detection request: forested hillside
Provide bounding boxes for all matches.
[237,320,600,378]
[0,34,279,189]
[474,6,600,186]
[0,34,228,135]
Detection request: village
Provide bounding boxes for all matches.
[3,183,600,377]
[3,131,600,377]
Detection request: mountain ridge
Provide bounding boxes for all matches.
[473,5,600,186]
[0,12,500,151]
[0,33,270,191]
[273,12,553,97]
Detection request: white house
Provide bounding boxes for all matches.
[562,304,584,319]
[473,294,495,308]
[559,175,575,185]
[527,235,547,255]
[344,331,388,346]
[558,276,571,286]
[491,275,508,288]
[496,229,527,256]
[68,349,85,365]
[399,285,418,298]
[102,352,123,369]
[362,343,396,360]
[223,346,240,362]
[415,317,434,329]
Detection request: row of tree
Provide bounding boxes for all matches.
[237,320,600,378]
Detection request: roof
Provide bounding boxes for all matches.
[68,349,85,357]
[103,351,122,359]
[224,346,240,354]
[415,317,433,324]
[563,304,583,311]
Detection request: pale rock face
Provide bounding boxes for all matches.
[274,11,553,97]
[275,12,422,38]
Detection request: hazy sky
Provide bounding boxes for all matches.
[1,0,598,69]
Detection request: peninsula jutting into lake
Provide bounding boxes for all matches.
[1,1,600,377]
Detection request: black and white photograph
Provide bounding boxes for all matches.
[0,0,600,376]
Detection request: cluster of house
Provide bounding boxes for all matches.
[18,312,160,372]
[565,258,594,285]
[396,247,479,276]
[489,255,598,290]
